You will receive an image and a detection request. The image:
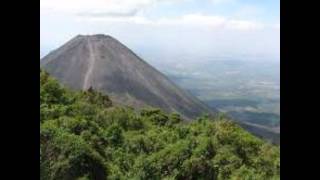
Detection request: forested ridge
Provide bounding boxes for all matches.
[40,69,280,180]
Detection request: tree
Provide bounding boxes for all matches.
[40,69,280,179]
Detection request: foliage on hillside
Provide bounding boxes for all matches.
[40,69,280,180]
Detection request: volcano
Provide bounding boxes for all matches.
[41,34,215,119]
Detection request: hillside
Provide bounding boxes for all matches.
[40,69,280,180]
[40,34,214,119]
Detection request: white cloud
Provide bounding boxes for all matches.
[41,0,267,31]
[41,0,150,15]
[176,14,226,26]
[78,13,265,31]
[177,14,264,30]
[41,0,184,17]
[226,20,264,30]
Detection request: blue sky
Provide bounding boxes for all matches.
[40,0,280,61]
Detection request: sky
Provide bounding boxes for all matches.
[40,0,280,62]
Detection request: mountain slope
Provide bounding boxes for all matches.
[41,34,215,119]
[40,69,280,179]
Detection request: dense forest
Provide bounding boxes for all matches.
[40,69,280,180]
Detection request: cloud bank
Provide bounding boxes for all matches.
[41,0,279,61]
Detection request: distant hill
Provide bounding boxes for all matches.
[41,34,215,119]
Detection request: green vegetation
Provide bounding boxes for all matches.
[40,69,280,180]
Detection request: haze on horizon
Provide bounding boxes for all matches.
[40,0,280,63]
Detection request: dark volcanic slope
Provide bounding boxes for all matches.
[41,34,215,119]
